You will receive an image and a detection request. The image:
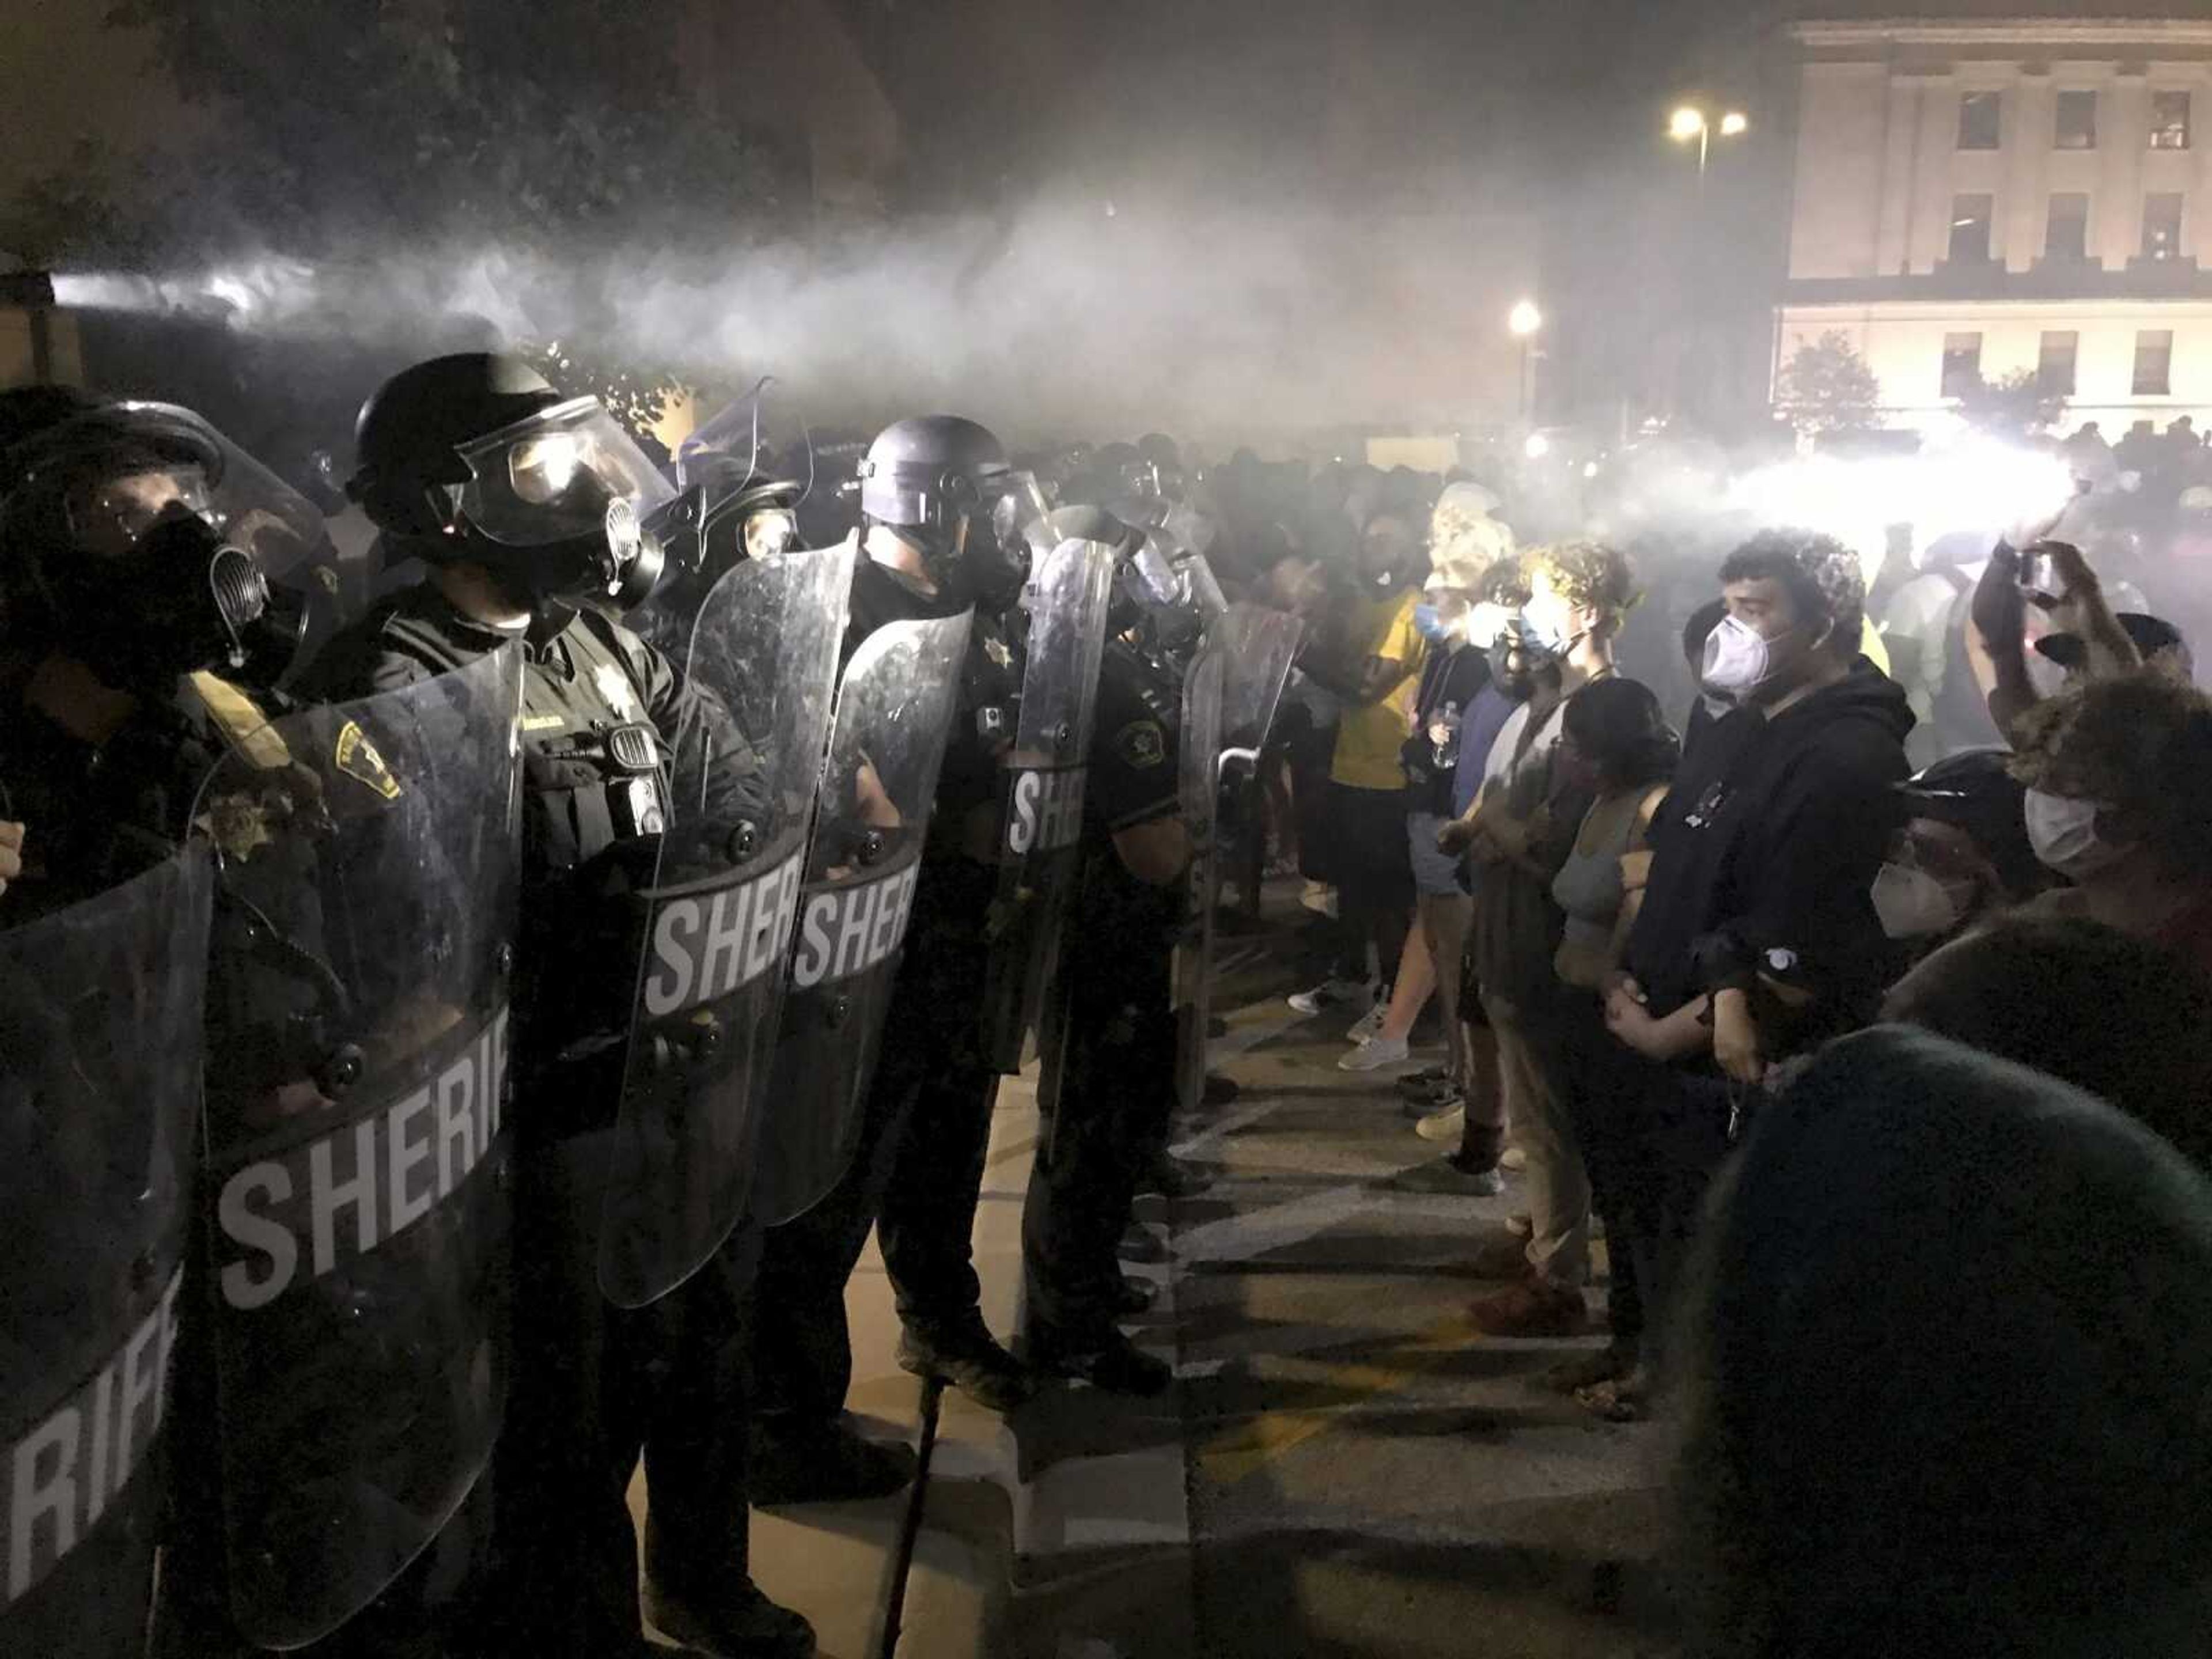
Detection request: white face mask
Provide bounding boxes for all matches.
[2023,787,2127,878]
[1870,862,1969,941]
[1700,612,1775,698]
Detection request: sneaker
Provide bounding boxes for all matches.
[1386,1153,1506,1195]
[1467,1275,1587,1339]
[1345,1003,1389,1044]
[1393,1066,1453,1099]
[1499,1145,1528,1172]
[749,1419,916,1505]
[1298,880,1336,916]
[1338,1033,1410,1073]
[644,1577,817,1658]
[897,1317,1036,1413]
[1022,1323,1173,1396]
[1287,976,1368,1015]
[1414,1102,1467,1142]
[1505,1211,1533,1238]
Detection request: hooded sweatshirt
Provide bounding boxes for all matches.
[1625,658,1913,1039]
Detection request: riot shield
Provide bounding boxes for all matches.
[0,849,212,1659]
[191,647,524,1650]
[601,540,854,1306]
[1173,604,1303,1115]
[752,610,973,1225]
[979,537,1118,1074]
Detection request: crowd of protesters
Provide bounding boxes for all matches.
[1067,427,2212,1654]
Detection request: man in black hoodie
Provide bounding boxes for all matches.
[1600,529,1912,1404]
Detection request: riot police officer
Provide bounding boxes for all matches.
[0,391,310,1659]
[300,354,812,1659]
[1018,506,1194,1393]
[0,388,315,918]
[748,415,1049,1495]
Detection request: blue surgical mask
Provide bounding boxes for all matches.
[1413,603,1450,643]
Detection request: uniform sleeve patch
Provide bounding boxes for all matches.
[1115,719,1166,769]
[334,721,403,800]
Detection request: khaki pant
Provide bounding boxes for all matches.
[1482,993,1592,1289]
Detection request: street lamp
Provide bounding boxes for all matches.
[1669,104,1749,176]
[1508,300,1543,422]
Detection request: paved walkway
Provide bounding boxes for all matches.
[653,888,1683,1657]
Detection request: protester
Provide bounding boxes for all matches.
[1437,541,1637,1336]
[1967,537,2147,736]
[1869,748,2042,955]
[1529,677,1677,1392]
[1393,555,1530,1132]
[1671,1025,2212,1659]
[1342,517,1514,1074]
[2006,668,2212,974]
[1286,508,1427,1017]
[1604,529,1911,1396]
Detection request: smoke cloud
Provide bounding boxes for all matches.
[54,183,1538,448]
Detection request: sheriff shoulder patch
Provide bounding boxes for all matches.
[334,721,403,800]
[1115,719,1166,769]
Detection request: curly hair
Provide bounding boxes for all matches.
[1719,528,1865,650]
[1429,495,1516,570]
[2009,668,2212,874]
[1478,554,1531,608]
[1526,539,1637,621]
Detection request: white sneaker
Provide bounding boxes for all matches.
[1287,977,1368,1016]
[1346,1003,1388,1044]
[1338,1033,1410,1073]
[1298,880,1336,916]
[1414,1103,1466,1143]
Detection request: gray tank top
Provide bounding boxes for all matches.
[1551,798,1638,956]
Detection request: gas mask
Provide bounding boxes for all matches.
[447,397,675,613]
[83,509,299,694]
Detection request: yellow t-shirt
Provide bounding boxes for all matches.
[1330,589,1427,791]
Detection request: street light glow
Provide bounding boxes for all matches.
[1524,433,1551,460]
[1719,111,1749,137]
[1508,300,1544,337]
[1671,107,1706,142]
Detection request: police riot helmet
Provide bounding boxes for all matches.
[858,414,1048,607]
[0,395,320,692]
[347,353,675,611]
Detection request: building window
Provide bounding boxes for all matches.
[2151,90,2192,150]
[2037,331,2079,397]
[1959,90,2002,150]
[2134,330,2174,396]
[2142,192,2184,262]
[1949,193,1994,264]
[2045,192,2090,262]
[2056,90,2098,150]
[1942,332,1984,399]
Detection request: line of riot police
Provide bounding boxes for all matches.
[0,355,1298,1658]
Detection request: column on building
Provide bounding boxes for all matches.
[2006,68,2051,273]
[2099,73,2150,268]
[1875,74,1921,277]
[1907,73,1959,273]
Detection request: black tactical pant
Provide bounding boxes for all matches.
[749,916,996,1426]
[1021,934,1176,1335]
[476,1122,759,1657]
